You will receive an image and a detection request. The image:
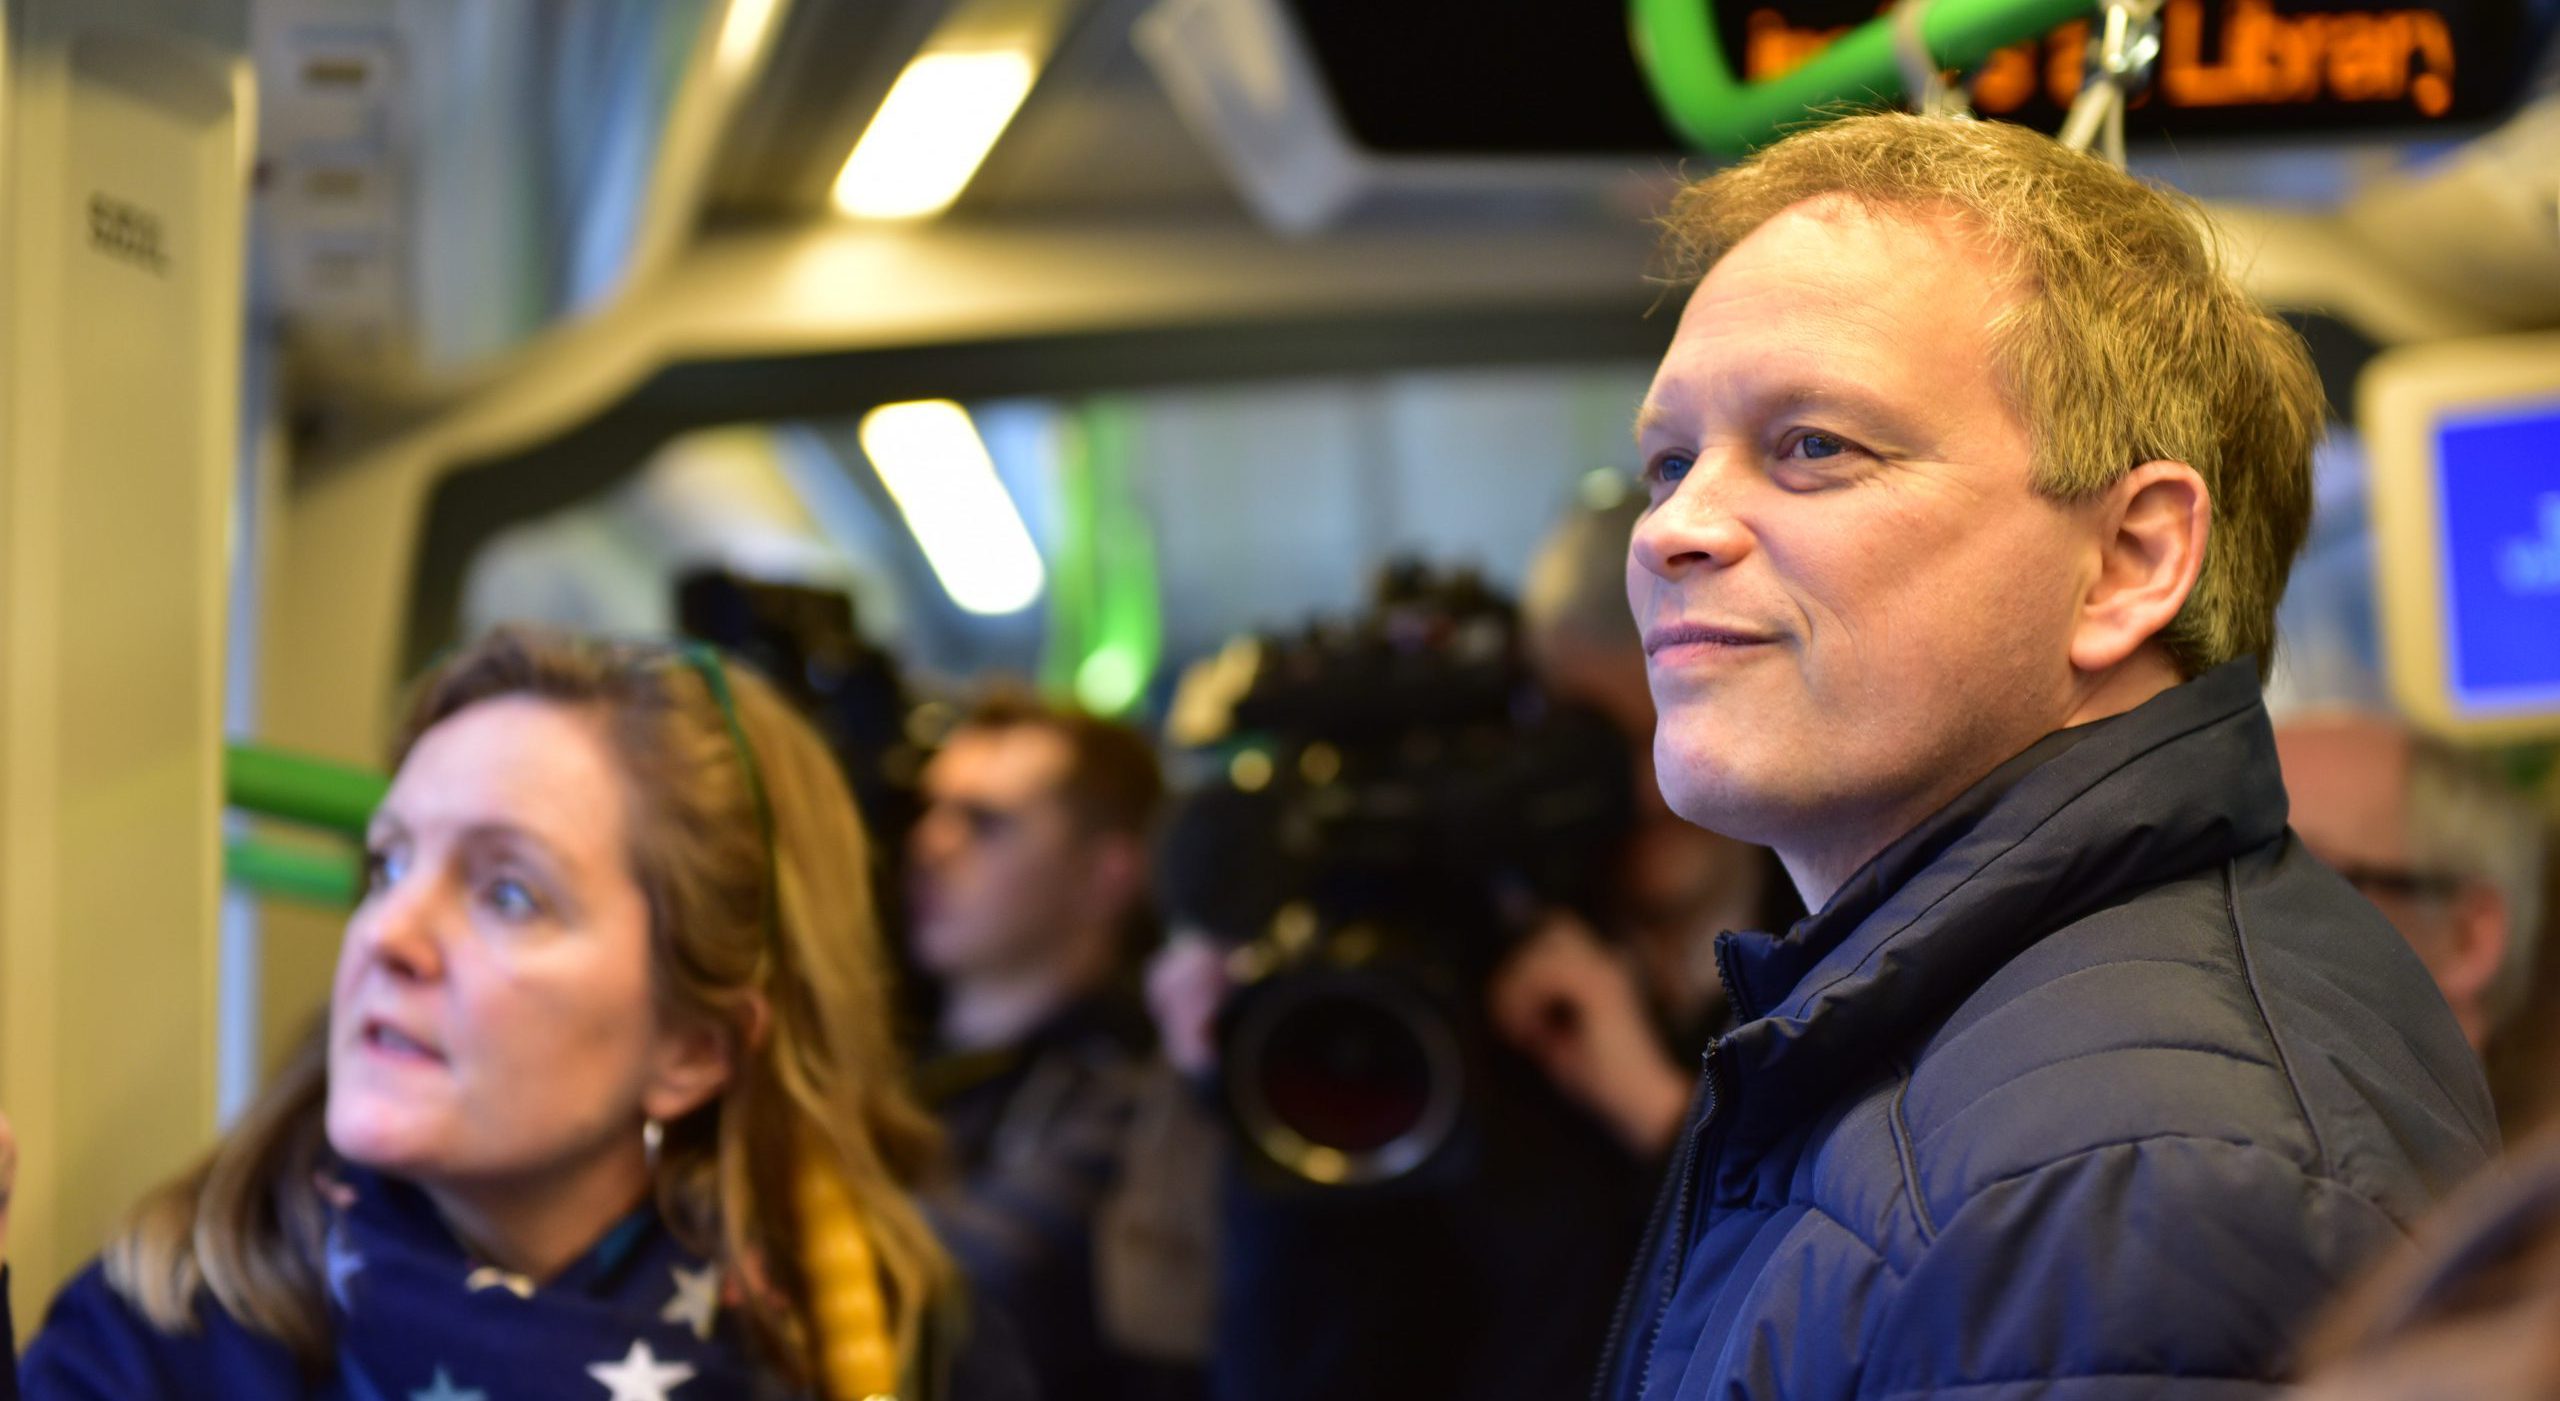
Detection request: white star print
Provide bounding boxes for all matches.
[587,1339,696,1401]
[409,1366,487,1401]
[659,1263,720,1341]
[325,1228,364,1309]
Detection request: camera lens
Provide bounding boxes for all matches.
[1259,991,1432,1152]
[1227,972,1465,1186]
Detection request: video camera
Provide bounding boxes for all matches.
[1161,561,1634,1189]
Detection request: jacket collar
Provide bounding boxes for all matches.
[1712,660,2288,1129]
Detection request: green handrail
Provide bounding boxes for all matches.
[227,742,387,836]
[1629,0,2099,154]
[226,836,364,908]
[225,743,382,907]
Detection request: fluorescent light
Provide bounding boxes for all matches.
[715,0,781,74]
[857,400,1046,615]
[833,50,1036,219]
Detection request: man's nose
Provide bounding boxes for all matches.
[910,806,963,868]
[1631,459,1755,580]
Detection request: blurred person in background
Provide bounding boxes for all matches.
[1599,113,2494,1401]
[2275,712,2550,1128]
[9,627,1029,1401]
[907,695,1174,1401]
[2295,1123,2560,1401]
[1492,491,1802,1160]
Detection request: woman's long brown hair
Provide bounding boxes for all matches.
[103,626,951,1390]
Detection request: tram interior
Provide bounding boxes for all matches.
[1,0,2558,1392]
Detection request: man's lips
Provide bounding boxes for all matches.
[1643,622,1781,657]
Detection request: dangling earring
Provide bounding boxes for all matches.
[643,1118,665,1169]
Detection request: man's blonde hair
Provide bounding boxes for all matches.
[1659,113,2324,680]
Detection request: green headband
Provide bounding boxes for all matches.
[674,642,780,942]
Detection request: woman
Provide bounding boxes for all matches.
[11,627,1028,1400]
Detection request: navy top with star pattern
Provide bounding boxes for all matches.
[8,1166,1022,1401]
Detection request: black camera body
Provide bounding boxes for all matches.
[1162,562,1633,1188]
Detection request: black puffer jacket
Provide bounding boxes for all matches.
[1596,661,2498,1401]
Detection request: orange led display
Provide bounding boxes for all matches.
[1740,0,2505,126]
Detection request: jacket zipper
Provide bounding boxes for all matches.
[1634,1042,1721,1401]
[1589,1043,1711,1401]
[1597,935,1756,1401]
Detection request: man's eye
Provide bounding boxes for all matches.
[960,802,1016,841]
[1786,432,1850,461]
[1645,452,1695,488]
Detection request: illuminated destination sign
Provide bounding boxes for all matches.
[1276,0,2538,153]
[1733,0,2531,133]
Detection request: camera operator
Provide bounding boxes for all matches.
[1490,495,1801,1158]
[1141,555,1753,1401]
[906,694,1170,1401]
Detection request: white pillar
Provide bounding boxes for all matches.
[0,0,251,1318]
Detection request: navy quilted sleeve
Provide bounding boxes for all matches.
[1861,1136,2408,1400]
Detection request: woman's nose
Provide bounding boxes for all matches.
[353,873,447,983]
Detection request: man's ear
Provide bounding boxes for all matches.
[2069,460,2211,675]
[2438,884,2512,1023]
[1079,833,1146,926]
[642,1012,740,1125]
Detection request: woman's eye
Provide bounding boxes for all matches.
[362,847,406,896]
[1646,452,1695,489]
[484,877,542,922]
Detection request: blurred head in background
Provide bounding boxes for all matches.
[909,695,1163,1051]
[2299,1123,2560,1401]
[2276,711,2546,1057]
[1523,490,1656,747]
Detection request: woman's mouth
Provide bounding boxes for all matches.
[359,1017,446,1065]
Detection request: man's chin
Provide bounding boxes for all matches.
[1656,752,1793,847]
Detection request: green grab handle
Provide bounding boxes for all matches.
[1629,0,2100,154]
[226,835,365,908]
[227,742,387,836]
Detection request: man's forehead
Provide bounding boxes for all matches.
[1638,199,2016,429]
[927,723,1074,801]
[1727,192,2006,264]
[1705,200,2010,322]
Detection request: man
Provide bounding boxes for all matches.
[1599,113,2497,1401]
[907,695,1166,1401]
[2276,711,2548,1119]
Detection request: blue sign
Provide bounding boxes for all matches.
[2437,404,2560,714]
